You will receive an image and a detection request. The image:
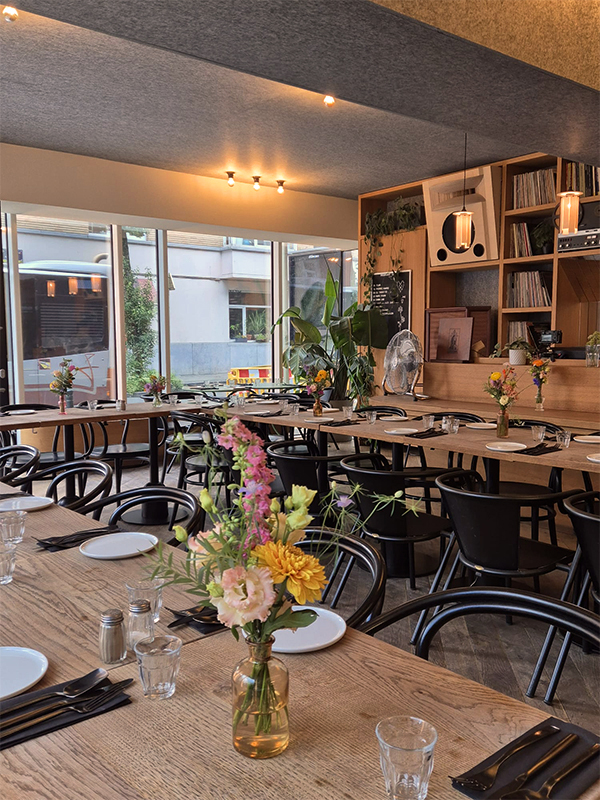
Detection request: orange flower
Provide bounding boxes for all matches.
[253,540,327,605]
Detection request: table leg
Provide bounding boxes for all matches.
[317,429,328,492]
[483,457,500,493]
[391,442,405,471]
[62,424,76,499]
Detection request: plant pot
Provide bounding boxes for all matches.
[508,349,528,366]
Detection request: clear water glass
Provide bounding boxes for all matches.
[134,635,182,699]
[343,406,353,421]
[126,577,164,623]
[168,394,178,405]
[376,716,437,800]
[366,410,377,424]
[236,395,246,411]
[421,415,434,430]
[556,430,571,448]
[0,542,17,584]
[87,399,98,410]
[0,511,27,544]
[441,415,454,432]
[289,403,300,417]
[449,418,460,434]
[279,398,289,413]
[531,425,546,444]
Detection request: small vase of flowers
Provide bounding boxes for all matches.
[484,365,520,437]
[144,375,166,407]
[306,367,331,417]
[529,359,550,412]
[47,358,78,414]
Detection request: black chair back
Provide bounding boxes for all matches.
[39,459,113,510]
[565,491,600,596]
[509,418,564,435]
[357,406,407,418]
[0,445,40,485]
[266,440,333,507]
[413,412,485,423]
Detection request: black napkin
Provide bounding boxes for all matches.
[406,429,449,440]
[0,677,131,751]
[452,717,600,800]
[521,444,562,456]
[324,419,361,428]
[253,410,283,418]
[36,525,120,552]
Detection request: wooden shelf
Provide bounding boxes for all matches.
[429,261,499,273]
[505,203,556,218]
[501,306,552,314]
[581,195,600,204]
[503,254,555,265]
[557,248,600,259]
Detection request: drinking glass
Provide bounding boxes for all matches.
[87,399,98,411]
[0,511,27,544]
[531,425,546,444]
[126,577,165,623]
[279,398,289,414]
[236,395,246,412]
[421,415,434,431]
[441,415,454,432]
[0,542,17,585]
[366,410,377,425]
[556,430,572,448]
[343,406,353,421]
[449,418,460,434]
[376,716,437,800]
[168,394,178,406]
[289,403,300,418]
[116,399,127,411]
[134,635,182,699]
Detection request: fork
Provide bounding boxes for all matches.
[451,724,560,792]
[0,679,132,739]
[500,742,600,799]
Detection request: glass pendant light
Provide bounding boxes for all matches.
[453,133,473,251]
[556,190,582,234]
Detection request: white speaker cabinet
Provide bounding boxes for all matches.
[423,165,501,267]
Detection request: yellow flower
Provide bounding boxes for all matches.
[253,541,327,605]
[286,507,313,531]
[290,484,317,509]
[316,369,327,381]
[490,372,501,381]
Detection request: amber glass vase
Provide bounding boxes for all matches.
[312,396,323,417]
[58,395,67,415]
[496,409,509,438]
[232,638,289,759]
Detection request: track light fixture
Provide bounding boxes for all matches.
[226,171,235,187]
[2,6,18,22]
[323,95,335,107]
[276,180,285,194]
[252,176,261,191]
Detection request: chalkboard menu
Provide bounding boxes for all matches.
[371,271,411,344]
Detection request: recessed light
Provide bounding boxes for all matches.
[277,180,285,194]
[252,176,261,191]
[323,95,335,107]
[226,171,235,186]
[3,6,18,22]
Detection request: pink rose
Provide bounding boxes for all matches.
[212,565,276,628]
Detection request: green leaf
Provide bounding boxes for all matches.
[351,307,389,349]
[329,317,354,357]
[290,317,322,344]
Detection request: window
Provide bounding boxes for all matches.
[228,289,269,340]
[15,214,116,405]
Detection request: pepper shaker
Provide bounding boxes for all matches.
[127,599,154,650]
[99,608,127,665]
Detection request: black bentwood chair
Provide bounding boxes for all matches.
[297,528,386,628]
[0,445,40,486]
[25,460,113,511]
[266,440,345,514]
[527,491,600,704]
[79,486,202,545]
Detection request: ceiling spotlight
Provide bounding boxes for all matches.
[276,180,285,194]
[226,171,235,187]
[3,6,18,22]
[323,95,335,107]
[252,176,261,191]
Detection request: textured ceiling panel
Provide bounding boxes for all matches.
[15,0,600,165]
[0,13,524,198]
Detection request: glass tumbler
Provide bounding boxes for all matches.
[87,399,98,410]
[289,403,300,418]
[134,635,182,699]
[0,511,27,544]
[126,577,164,623]
[343,406,353,421]
[556,430,571,448]
[531,425,546,444]
[366,410,377,424]
[279,398,289,414]
[0,542,17,584]
[421,415,434,431]
[376,716,437,800]
[441,415,454,432]
[168,394,178,405]
[449,418,460,434]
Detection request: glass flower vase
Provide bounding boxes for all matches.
[312,396,323,417]
[232,638,289,759]
[58,395,67,415]
[496,408,509,438]
[152,394,163,408]
[535,388,544,413]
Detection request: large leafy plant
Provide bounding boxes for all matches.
[273,269,388,400]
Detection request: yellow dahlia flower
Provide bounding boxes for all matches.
[253,541,327,605]
[490,371,502,381]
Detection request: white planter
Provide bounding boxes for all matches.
[509,349,528,366]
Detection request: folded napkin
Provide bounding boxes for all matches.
[521,443,562,456]
[324,419,361,428]
[406,429,449,440]
[0,677,132,751]
[452,717,599,800]
[252,409,283,418]
[36,525,120,552]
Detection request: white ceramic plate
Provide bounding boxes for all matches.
[466,422,497,430]
[485,441,528,452]
[271,607,346,653]
[586,453,600,464]
[383,427,420,435]
[574,436,600,444]
[6,409,38,416]
[0,647,49,700]
[305,416,335,423]
[79,532,158,560]
[0,496,54,512]
[379,415,404,421]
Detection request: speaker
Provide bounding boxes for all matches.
[423,165,501,266]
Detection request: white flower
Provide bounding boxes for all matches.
[499,395,509,406]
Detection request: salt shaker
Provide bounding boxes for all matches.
[99,608,127,665]
[127,599,154,650]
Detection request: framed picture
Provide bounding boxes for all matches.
[436,317,474,362]
[425,307,467,362]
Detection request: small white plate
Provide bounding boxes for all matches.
[0,496,54,512]
[307,417,335,423]
[574,436,600,444]
[79,532,158,560]
[485,441,528,452]
[586,453,600,464]
[0,647,49,700]
[379,415,404,421]
[383,427,420,435]
[6,409,38,416]
[271,607,346,653]
[466,422,497,430]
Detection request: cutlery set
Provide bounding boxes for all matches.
[451,723,599,799]
[406,428,449,440]
[36,525,120,550]
[520,444,563,457]
[165,604,226,634]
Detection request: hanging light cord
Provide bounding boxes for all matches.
[462,132,468,212]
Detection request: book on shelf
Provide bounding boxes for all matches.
[512,167,556,209]
[506,270,552,308]
[509,222,533,258]
[564,161,600,197]
[507,320,550,348]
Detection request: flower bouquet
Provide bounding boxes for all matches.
[483,365,521,437]
[47,358,78,414]
[529,359,550,411]
[305,367,332,417]
[144,374,166,407]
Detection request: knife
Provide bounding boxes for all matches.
[489,733,579,799]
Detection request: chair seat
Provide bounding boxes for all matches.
[39,451,84,464]
[517,537,573,571]
[500,480,553,497]
[92,444,150,458]
[364,511,451,543]
[185,454,228,471]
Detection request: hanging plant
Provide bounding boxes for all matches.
[362,197,420,303]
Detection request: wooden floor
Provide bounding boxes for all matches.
[112,447,600,735]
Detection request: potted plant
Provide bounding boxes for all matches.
[530,219,554,255]
[586,331,600,367]
[505,337,534,366]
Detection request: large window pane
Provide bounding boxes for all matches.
[122,227,160,396]
[167,232,272,385]
[16,215,115,405]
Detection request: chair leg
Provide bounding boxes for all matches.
[408,542,416,591]
[547,509,558,547]
[411,537,457,645]
[531,507,539,541]
[115,459,123,493]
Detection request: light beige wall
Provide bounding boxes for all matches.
[0,144,358,248]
